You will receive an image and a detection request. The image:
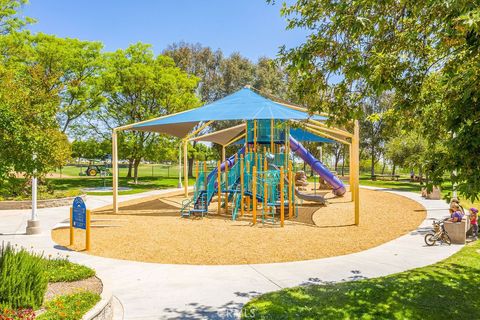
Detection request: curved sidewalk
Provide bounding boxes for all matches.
[0,187,461,319]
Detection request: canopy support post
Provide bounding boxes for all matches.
[183,139,188,197]
[112,129,119,214]
[349,143,353,202]
[270,118,274,152]
[353,120,360,225]
[178,143,182,188]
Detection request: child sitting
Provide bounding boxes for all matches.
[470,208,478,240]
[449,203,464,222]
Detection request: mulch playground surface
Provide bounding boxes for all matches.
[52,188,426,265]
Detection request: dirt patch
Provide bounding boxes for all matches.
[44,276,102,301]
[52,189,426,265]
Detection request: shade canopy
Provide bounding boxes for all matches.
[131,88,327,137]
[191,124,246,145]
[290,128,334,143]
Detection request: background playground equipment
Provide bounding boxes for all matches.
[81,160,111,177]
[111,87,360,225]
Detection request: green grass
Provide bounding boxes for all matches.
[37,291,100,320]
[357,175,480,207]
[44,258,96,283]
[47,176,194,197]
[242,241,480,320]
[52,164,181,178]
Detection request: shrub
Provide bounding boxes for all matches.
[0,244,48,309]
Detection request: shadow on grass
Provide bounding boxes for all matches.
[242,242,480,319]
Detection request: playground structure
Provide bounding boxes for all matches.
[180,119,347,226]
[110,87,360,226]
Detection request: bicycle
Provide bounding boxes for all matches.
[424,220,451,246]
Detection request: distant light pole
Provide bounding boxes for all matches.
[26,153,41,235]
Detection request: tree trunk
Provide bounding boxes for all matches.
[187,141,197,178]
[381,160,386,174]
[126,158,134,178]
[419,166,424,185]
[133,158,141,184]
[370,150,376,177]
[341,146,346,176]
[392,164,396,176]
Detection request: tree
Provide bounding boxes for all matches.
[386,131,427,177]
[0,0,32,35]
[254,57,287,98]
[0,2,70,182]
[275,1,480,201]
[30,34,105,134]
[0,56,71,180]
[359,93,395,177]
[71,138,110,161]
[164,42,224,103]
[89,43,200,182]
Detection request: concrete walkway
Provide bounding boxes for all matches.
[0,187,462,319]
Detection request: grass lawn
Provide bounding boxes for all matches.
[357,175,479,208]
[242,240,480,319]
[47,176,195,197]
[52,164,181,178]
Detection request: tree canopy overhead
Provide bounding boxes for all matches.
[276,0,480,200]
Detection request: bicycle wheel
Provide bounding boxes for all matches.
[442,234,452,245]
[424,233,436,246]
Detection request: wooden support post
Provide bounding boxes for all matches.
[252,166,257,225]
[240,155,245,216]
[263,173,267,216]
[246,158,250,215]
[270,118,274,152]
[217,160,221,214]
[86,209,91,251]
[288,161,293,219]
[225,158,229,214]
[349,143,354,202]
[112,130,118,213]
[222,145,226,163]
[69,207,74,245]
[353,120,360,225]
[280,166,285,227]
[284,124,288,169]
[183,140,188,197]
[253,120,257,152]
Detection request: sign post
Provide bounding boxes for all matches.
[70,197,91,251]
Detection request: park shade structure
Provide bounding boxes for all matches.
[111,87,361,225]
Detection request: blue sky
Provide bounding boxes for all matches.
[21,0,307,61]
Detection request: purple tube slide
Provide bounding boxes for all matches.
[207,146,245,184]
[289,136,346,196]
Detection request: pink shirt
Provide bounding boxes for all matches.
[471,213,478,225]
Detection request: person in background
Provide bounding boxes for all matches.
[449,203,464,222]
[470,208,478,240]
[450,197,465,214]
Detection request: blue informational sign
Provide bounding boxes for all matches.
[72,197,86,230]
